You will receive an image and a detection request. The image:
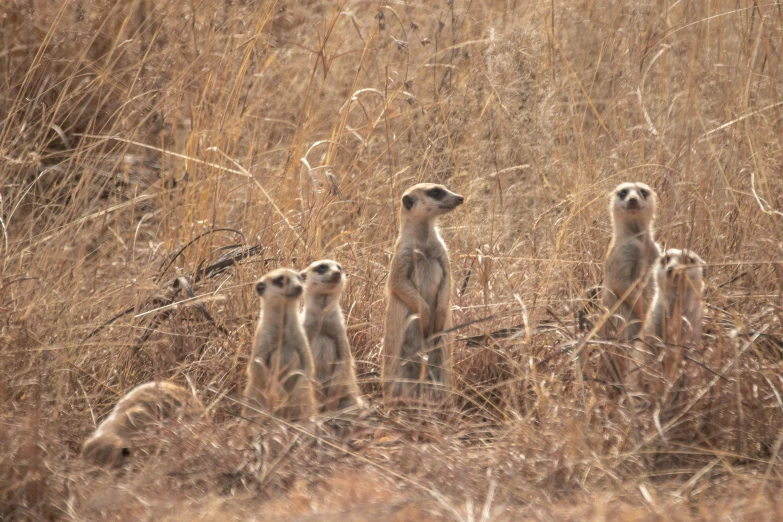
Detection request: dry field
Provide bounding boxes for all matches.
[3,0,783,520]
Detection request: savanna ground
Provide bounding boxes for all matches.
[3,0,783,520]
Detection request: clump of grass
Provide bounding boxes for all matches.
[3,0,783,519]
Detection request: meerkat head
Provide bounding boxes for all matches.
[400,183,464,222]
[610,182,656,230]
[255,268,304,303]
[82,435,130,468]
[300,259,345,296]
[656,248,706,292]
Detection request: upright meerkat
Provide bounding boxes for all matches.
[381,183,464,399]
[244,268,316,422]
[81,381,205,468]
[601,182,661,341]
[646,248,706,348]
[300,259,363,411]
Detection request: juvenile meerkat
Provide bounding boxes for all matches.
[300,259,363,411]
[381,183,464,399]
[601,182,661,341]
[82,381,205,468]
[244,268,316,422]
[646,248,706,348]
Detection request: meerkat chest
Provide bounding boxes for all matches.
[310,334,337,379]
[411,250,444,302]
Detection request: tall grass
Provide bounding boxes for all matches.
[2,0,783,519]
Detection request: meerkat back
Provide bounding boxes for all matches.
[81,381,204,468]
[301,259,363,411]
[381,183,464,400]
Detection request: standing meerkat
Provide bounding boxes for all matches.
[646,248,706,348]
[300,259,363,411]
[601,182,661,341]
[381,183,464,399]
[244,268,316,422]
[81,381,205,468]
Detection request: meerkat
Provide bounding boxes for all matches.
[601,182,662,342]
[244,268,316,422]
[646,248,706,348]
[381,183,464,400]
[300,259,363,411]
[81,381,205,468]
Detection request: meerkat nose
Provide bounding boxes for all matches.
[455,195,465,205]
[627,196,639,208]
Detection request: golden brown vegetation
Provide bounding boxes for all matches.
[3,0,783,520]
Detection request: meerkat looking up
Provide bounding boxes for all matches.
[81,381,205,468]
[601,182,661,341]
[244,268,316,423]
[381,183,464,400]
[646,248,706,348]
[300,259,363,411]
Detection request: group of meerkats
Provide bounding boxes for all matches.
[82,182,705,467]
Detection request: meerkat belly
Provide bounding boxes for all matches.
[266,344,303,391]
[310,334,337,383]
[414,254,443,324]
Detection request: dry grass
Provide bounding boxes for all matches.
[3,0,783,519]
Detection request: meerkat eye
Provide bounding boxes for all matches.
[315,264,329,274]
[640,189,649,199]
[273,276,285,287]
[427,188,445,200]
[617,189,628,199]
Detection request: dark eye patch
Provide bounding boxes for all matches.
[640,189,649,199]
[617,189,628,199]
[273,276,285,287]
[427,188,445,200]
[315,264,329,274]
[336,264,342,272]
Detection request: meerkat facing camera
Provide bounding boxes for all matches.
[381,183,464,400]
[244,268,316,423]
[601,182,662,341]
[300,259,363,411]
[81,381,205,468]
[646,248,706,348]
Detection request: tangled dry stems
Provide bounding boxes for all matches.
[2,0,783,519]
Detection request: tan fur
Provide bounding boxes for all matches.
[381,183,464,399]
[601,182,661,341]
[244,268,316,422]
[646,248,706,348]
[300,259,364,411]
[81,381,204,468]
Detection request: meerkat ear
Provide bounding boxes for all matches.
[299,271,307,281]
[402,194,415,210]
[255,281,266,296]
